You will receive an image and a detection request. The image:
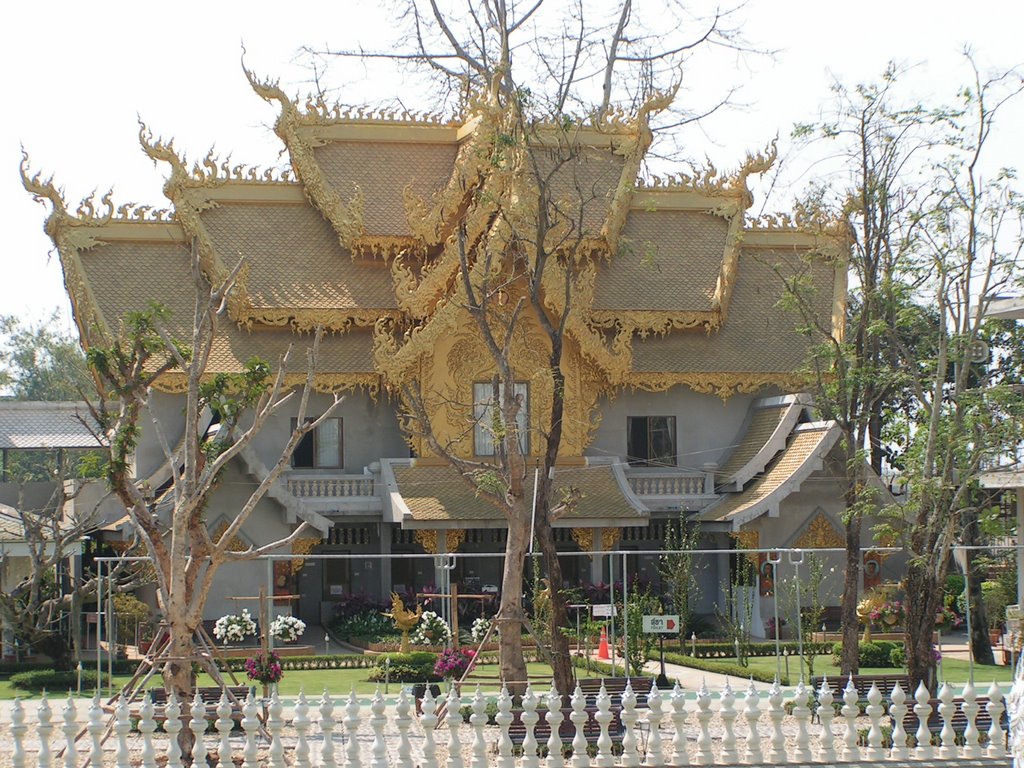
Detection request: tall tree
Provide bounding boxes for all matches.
[0,312,92,400]
[312,0,747,696]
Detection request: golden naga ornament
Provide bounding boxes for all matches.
[383,592,423,652]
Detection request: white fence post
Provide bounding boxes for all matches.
[241,692,260,768]
[112,696,129,768]
[137,695,155,768]
[717,681,737,765]
[421,688,440,768]
[470,685,489,768]
[267,691,285,768]
[594,683,614,768]
[816,679,836,763]
[889,682,909,759]
[397,686,414,766]
[766,680,785,764]
[370,686,389,768]
[319,690,338,768]
[742,680,763,765]
[620,680,640,768]
[791,680,812,762]
[37,694,54,768]
[292,691,311,768]
[545,683,565,768]
[864,682,884,760]
[11,697,26,768]
[987,681,1006,759]
[668,683,689,767]
[840,678,858,762]
[644,683,663,767]
[495,685,514,768]
[569,683,589,768]
[913,681,934,761]
[164,693,183,768]
[694,682,712,766]
[521,683,541,768]
[190,691,208,768]
[446,685,465,768]
[937,682,956,759]
[960,681,981,758]
[344,688,361,768]
[215,692,233,768]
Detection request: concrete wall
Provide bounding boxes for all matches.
[588,387,769,468]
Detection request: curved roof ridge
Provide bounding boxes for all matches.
[716,394,809,490]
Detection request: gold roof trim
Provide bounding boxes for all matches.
[235,308,404,334]
[20,156,113,348]
[152,371,381,397]
[624,372,810,401]
[245,69,366,250]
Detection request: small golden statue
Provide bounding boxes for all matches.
[384,592,423,652]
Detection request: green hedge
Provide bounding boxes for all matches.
[221,654,378,673]
[830,641,903,669]
[0,660,135,679]
[662,641,831,660]
[11,669,99,691]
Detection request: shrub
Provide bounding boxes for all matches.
[11,668,98,691]
[368,652,440,683]
[831,640,901,668]
[889,645,905,667]
[982,581,1011,630]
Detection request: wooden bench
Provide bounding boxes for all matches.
[894,696,1008,745]
[143,685,254,722]
[506,678,652,749]
[810,673,910,703]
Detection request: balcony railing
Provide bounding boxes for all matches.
[286,474,376,499]
[627,472,709,497]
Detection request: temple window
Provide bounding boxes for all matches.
[473,382,529,456]
[627,415,676,467]
[290,417,343,469]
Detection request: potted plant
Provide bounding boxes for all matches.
[269,615,306,644]
[244,651,284,687]
[411,611,452,646]
[213,610,257,645]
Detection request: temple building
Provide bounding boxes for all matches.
[24,75,894,634]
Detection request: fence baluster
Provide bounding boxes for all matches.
[864,683,884,759]
[397,687,414,767]
[110,696,129,768]
[215,692,233,768]
[370,686,389,768]
[293,691,311,768]
[495,685,514,768]
[840,677,858,762]
[446,685,464,768]
[594,682,614,768]
[766,680,786,764]
[816,678,836,762]
[470,685,489,768]
[521,683,541,768]
[37,694,54,768]
[241,692,260,768]
[620,680,640,768]
[545,683,565,768]
[960,681,981,758]
[137,695,155,768]
[742,680,762,765]
[669,683,689,767]
[11,697,26,768]
[986,681,1006,759]
[267,691,286,768]
[644,684,663,767]
[569,683,589,768]
[190,691,208,768]
[913,682,933,760]
[693,682,712,766]
[344,687,362,768]
[937,682,956,759]
[319,690,337,768]
[792,680,812,762]
[889,682,909,759]
[164,693,183,768]
[422,687,440,768]
[718,681,737,765]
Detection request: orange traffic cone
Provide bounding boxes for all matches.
[597,625,610,660]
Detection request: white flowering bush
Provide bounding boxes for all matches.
[410,610,452,646]
[269,615,306,643]
[213,610,257,644]
[470,617,492,644]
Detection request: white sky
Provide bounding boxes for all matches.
[2,0,1022,334]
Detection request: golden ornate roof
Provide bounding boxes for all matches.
[386,461,645,528]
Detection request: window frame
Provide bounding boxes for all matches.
[290,416,344,469]
[473,381,530,457]
[626,415,677,468]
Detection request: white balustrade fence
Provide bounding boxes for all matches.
[0,678,1010,766]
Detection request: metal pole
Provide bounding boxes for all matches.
[528,468,539,555]
[768,551,782,682]
[790,548,804,682]
[95,558,102,694]
[107,561,114,695]
[608,552,616,676]
[622,551,629,677]
[266,559,275,654]
[963,552,974,685]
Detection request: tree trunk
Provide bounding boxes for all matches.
[839,514,862,675]
[534,512,573,698]
[163,622,198,758]
[904,562,940,694]
[963,515,995,664]
[499,507,530,694]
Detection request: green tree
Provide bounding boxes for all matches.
[659,514,702,643]
[0,312,92,400]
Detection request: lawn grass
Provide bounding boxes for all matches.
[703,653,1016,686]
[0,662,609,701]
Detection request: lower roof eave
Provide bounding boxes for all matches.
[398,513,650,530]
